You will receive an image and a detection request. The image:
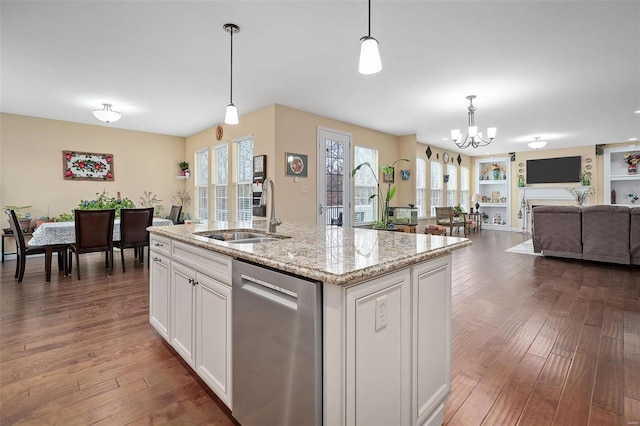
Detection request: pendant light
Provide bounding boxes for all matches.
[359,0,381,74]
[93,103,121,123]
[223,23,240,125]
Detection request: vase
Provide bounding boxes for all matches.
[629,165,638,175]
[493,170,500,180]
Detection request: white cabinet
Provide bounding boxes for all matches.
[149,236,233,408]
[195,273,232,408]
[475,157,511,230]
[345,269,412,426]
[411,255,451,426]
[325,255,452,426]
[170,262,196,367]
[149,235,171,340]
[604,145,640,206]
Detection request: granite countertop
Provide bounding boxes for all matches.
[148,221,472,286]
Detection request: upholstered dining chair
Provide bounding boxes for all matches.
[5,209,68,283]
[114,207,154,272]
[435,207,467,236]
[68,209,115,280]
[168,205,182,225]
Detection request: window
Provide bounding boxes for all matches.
[195,148,209,222]
[354,146,378,224]
[415,158,426,217]
[460,166,470,212]
[213,144,228,222]
[236,137,254,221]
[446,164,457,207]
[430,161,442,216]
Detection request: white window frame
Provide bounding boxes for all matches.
[195,148,209,222]
[235,136,254,222]
[213,144,228,222]
[430,161,442,216]
[415,158,426,218]
[353,146,378,225]
[460,166,470,213]
[446,164,458,208]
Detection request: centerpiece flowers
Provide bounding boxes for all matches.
[490,163,503,180]
[623,152,640,175]
[565,186,596,207]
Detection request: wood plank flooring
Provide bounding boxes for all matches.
[1,231,639,425]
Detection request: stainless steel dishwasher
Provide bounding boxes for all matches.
[232,259,322,426]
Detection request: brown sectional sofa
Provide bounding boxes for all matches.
[532,205,640,265]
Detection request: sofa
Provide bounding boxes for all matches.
[532,205,640,265]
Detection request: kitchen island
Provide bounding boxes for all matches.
[148,221,471,426]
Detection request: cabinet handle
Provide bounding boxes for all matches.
[154,242,164,247]
[153,257,162,262]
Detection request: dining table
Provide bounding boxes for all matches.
[28,217,173,246]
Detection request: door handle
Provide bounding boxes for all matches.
[318,204,324,215]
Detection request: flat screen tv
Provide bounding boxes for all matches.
[526,156,581,184]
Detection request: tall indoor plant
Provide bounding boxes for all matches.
[352,158,409,229]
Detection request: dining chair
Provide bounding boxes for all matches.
[168,205,182,225]
[114,207,154,272]
[5,209,67,283]
[68,209,115,280]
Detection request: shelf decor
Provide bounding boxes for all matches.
[623,152,639,175]
[62,150,114,181]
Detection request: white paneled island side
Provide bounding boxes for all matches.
[148,221,471,426]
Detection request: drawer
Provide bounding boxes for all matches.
[150,234,171,257]
[172,240,232,286]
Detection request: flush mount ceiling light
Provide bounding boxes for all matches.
[92,103,121,123]
[358,0,381,74]
[223,23,240,125]
[451,95,497,149]
[528,136,547,149]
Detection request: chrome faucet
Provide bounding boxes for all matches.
[259,177,283,233]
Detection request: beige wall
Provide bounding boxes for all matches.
[0,113,186,221]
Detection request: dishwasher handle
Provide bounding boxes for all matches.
[240,273,298,311]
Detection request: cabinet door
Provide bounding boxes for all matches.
[195,274,232,408]
[149,251,170,341]
[170,262,196,367]
[345,269,411,426]
[411,256,451,426]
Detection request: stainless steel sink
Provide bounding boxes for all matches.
[194,230,291,244]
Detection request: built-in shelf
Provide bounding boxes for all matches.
[604,146,640,205]
[475,157,511,230]
[175,175,190,180]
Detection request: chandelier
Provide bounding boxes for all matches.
[451,95,496,149]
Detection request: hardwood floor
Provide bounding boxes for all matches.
[1,231,638,425]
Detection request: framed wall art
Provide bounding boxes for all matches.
[62,150,114,181]
[285,152,308,177]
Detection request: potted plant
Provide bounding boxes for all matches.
[179,161,190,177]
[4,205,33,231]
[352,158,409,230]
[77,190,136,218]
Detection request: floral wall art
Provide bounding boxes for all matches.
[62,150,114,181]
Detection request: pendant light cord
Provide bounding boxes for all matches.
[368,0,371,37]
[229,28,234,104]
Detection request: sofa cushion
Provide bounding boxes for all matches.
[631,207,640,266]
[531,206,582,259]
[582,205,630,265]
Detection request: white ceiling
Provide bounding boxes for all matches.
[1,1,639,155]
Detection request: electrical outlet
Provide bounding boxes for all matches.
[375,295,388,331]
